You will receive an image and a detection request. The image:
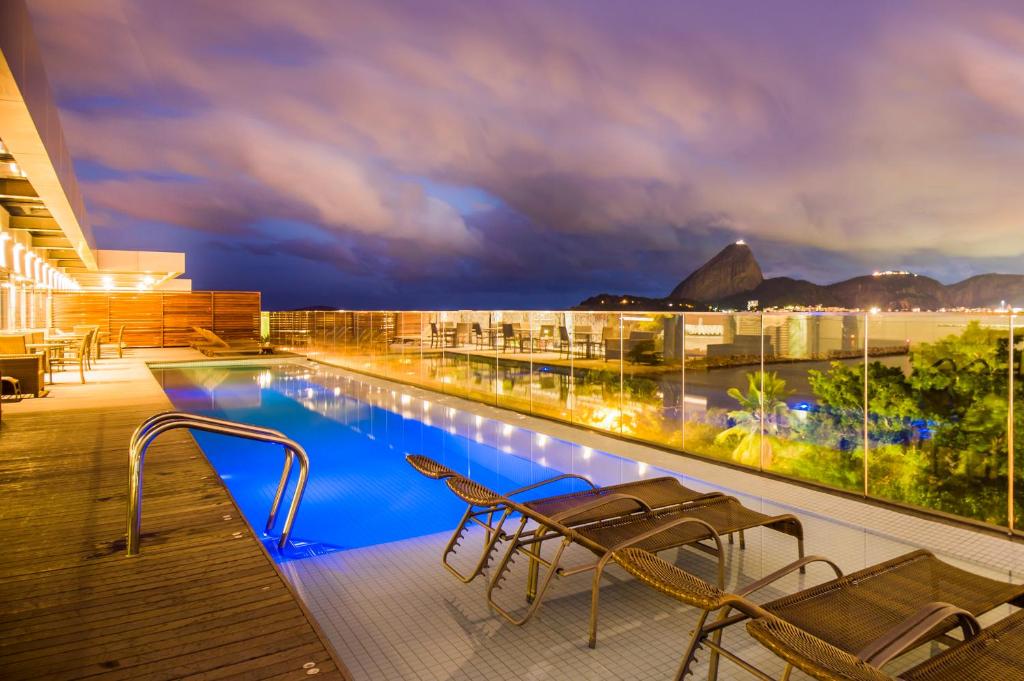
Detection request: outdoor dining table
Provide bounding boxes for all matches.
[24,341,66,383]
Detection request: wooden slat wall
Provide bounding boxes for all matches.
[212,291,261,342]
[50,291,260,347]
[164,292,214,347]
[109,293,163,346]
[51,293,108,333]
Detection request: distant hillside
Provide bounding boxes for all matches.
[946,274,1024,309]
[578,242,1024,311]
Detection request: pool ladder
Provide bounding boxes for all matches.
[126,411,310,556]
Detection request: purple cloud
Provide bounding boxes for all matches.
[24,0,1024,307]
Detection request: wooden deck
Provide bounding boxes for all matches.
[0,353,351,680]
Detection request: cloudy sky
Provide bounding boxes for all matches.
[26,0,1024,308]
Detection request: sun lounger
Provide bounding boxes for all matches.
[192,327,265,356]
[406,454,722,584]
[612,546,1024,681]
[747,608,1024,681]
[428,465,804,648]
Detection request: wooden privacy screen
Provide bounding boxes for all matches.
[51,291,261,347]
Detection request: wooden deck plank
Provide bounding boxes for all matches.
[0,360,351,681]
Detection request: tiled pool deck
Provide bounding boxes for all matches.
[276,360,1023,681]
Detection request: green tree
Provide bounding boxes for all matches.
[715,371,792,467]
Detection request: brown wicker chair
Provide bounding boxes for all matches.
[50,329,93,383]
[747,608,1024,681]
[406,453,721,584]
[612,546,1024,681]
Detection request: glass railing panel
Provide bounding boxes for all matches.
[755,312,866,492]
[867,312,1010,528]
[528,310,573,423]
[679,312,763,469]
[495,310,532,412]
[569,311,622,435]
[460,310,498,405]
[422,311,450,394]
[619,311,682,447]
[388,311,425,387]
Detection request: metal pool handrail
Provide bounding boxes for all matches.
[126,410,310,556]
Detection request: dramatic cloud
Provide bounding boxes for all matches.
[25,0,1024,307]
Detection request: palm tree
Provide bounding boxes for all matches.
[715,371,792,467]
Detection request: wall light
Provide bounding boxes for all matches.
[12,243,23,275]
[102,275,114,290]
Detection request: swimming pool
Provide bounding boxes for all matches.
[151,361,705,559]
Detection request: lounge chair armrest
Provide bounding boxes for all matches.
[507,473,597,496]
[549,493,652,523]
[735,555,844,597]
[857,602,981,667]
[608,516,720,553]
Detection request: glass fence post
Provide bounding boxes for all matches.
[759,312,766,472]
[863,311,870,498]
[1010,313,1016,532]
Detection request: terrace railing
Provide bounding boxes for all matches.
[265,309,1021,534]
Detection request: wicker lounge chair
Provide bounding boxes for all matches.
[407,453,722,584]
[426,465,804,648]
[193,328,264,356]
[747,609,1024,681]
[613,546,1024,681]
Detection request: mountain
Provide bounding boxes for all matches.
[826,274,947,310]
[578,242,1024,311]
[668,242,763,302]
[946,274,1024,309]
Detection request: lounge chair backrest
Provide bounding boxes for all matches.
[472,322,483,335]
[559,326,570,342]
[745,616,894,681]
[430,322,439,335]
[502,323,514,338]
[117,325,126,344]
[0,335,27,354]
[200,328,230,347]
[406,454,458,480]
[575,325,592,334]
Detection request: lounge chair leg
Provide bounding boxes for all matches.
[487,532,569,626]
[588,551,619,649]
[674,609,710,681]
[526,526,548,603]
[739,529,745,550]
[79,358,85,384]
[441,506,478,583]
[728,532,734,545]
[706,604,736,681]
[780,663,794,681]
[797,536,806,574]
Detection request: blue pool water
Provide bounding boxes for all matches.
[151,361,690,559]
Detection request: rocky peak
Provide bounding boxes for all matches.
[668,241,764,302]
